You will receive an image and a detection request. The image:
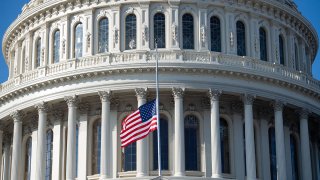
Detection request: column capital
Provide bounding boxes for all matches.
[10,110,24,122]
[135,88,147,99]
[172,87,184,99]
[272,100,285,111]
[98,91,112,102]
[34,102,49,113]
[64,95,79,107]
[208,89,222,101]
[297,108,309,120]
[242,94,255,105]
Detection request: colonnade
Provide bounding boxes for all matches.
[0,88,315,180]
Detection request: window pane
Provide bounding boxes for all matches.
[182,14,194,49]
[269,127,277,180]
[259,28,267,61]
[75,23,83,58]
[236,21,246,56]
[220,118,230,173]
[153,118,169,170]
[279,35,285,65]
[125,14,137,50]
[53,30,60,63]
[124,142,136,171]
[45,130,53,180]
[98,18,109,53]
[154,13,166,48]
[36,38,41,67]
[210,16,221,52]
[185,115,199,171]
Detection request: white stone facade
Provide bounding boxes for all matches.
[0,0,320,180]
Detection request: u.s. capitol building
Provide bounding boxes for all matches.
[0,0,319,179]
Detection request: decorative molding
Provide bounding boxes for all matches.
[208,89,222,101]
[64,95,79,107]
[10,110,24,122]
[172,87,184,99]
[98,91,112,102]
[78,102,90,114]
[34,102,48,113]
[135,88,147,99]
[242,94,255,105]
[231,102,243,114]
[272,100,285,111]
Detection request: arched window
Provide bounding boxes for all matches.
[210,16,221,52]
[236,21,246,56]
[269,127,277,180]
[36,38,41,67]
[125,14,137,50]
[45,130,53,180]
[290,134,299,180]
[53,30,60,63]
[220,118,230,173]
[153,118,169,170]
[92,120,101,174]
[98,18,109,53]
[295,43,299,71]
[154,13,166,48]
[259,28,268,61]
[185,115,200,171]
[74,23,83,58]
[279,35,285,65]
[24,137,32,180]
[182,14,194,49]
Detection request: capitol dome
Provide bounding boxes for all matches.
[0,0,319,179]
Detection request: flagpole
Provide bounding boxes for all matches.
[155,40,162,178]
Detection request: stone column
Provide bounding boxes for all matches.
[77,103,89,180]
[64,96,79,180]
[243,94,257,180]
[135,88,148,177]
[2,137,11,180]
[208,89,222,178]
[10,110,23,180]
[299,109,312,180]
[173,87,185,176]
[35,102,48,180]
[52,110,64,180]
[98,91,112,179]
[273,101,287,180]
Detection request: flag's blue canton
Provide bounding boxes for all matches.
[139,100,157,122]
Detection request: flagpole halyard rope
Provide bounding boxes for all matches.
[155,39,162,177]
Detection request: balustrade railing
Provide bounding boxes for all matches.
[1,51,319,94]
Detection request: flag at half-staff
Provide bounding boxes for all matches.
[120,99,158,147]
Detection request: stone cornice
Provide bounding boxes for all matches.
[2,0,318,63]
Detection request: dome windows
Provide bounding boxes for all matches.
[182,14,195,49]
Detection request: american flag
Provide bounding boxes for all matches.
[120,99,158,147]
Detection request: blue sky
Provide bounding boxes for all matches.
[0,0,319,83]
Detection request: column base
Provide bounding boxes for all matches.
[100,174,111,180]
[136,172,149,177]
[211,174,222,178]
[174,172,186,177]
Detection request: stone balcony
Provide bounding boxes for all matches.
[0,50,319,105]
